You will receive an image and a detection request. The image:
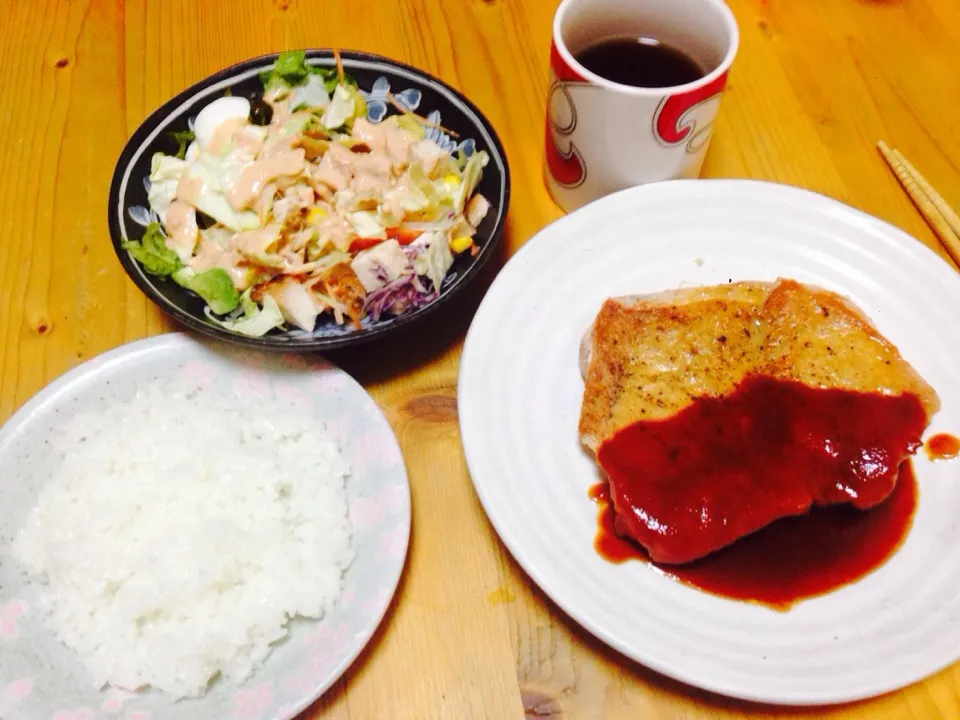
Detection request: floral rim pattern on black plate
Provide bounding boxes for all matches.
[108,50,510,351]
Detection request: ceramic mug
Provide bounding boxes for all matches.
[544,0,740,212]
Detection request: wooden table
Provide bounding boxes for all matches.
[2,0,960,717]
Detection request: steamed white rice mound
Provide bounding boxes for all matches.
[12,379,353,699]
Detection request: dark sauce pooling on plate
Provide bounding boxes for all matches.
[574,36,705,89]
[588,462,918,611]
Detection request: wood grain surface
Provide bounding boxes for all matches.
[2,0,959,718]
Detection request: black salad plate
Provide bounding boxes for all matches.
[107,49,510,351]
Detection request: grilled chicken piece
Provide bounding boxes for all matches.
[318,262,366,328]
[579,279,940,564]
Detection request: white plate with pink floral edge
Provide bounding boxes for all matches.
[0,333,410,720]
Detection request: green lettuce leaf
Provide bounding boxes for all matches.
[260,51,359,95]
[121,222,182,277]
[170,129,196,160]
[261,50,310,88]
[172,267,240,315]
[206,289,285,337]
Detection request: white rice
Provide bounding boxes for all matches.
[12,379,353,699]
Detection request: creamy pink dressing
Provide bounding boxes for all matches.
[352,118,388,154]
[385,126,415,166]
[261,133,299,158]
[227,149,306,211]
[314,143,355,191]
[316,214,356,252]
[292,185,314,206]
[207,117,247,155]
[382,177,412,221]
[175,175,204,206]
[254,181,278,224]
[352,118,416,167]
[164,201,199,260]
[269,186,316,229]
[232,226,279,257]
[273,173,302,194]
[352,153,393,193]
[264,93,292,132]
[279,248,307,269]
[410,139,448,177]
[312,182,334,202]
[263,93,315,148]
[235,126,267,156]
[190,242,252,290]
[333,189,360,216]
[290,228,315,253]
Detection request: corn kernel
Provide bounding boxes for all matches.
[450,236,473,254]
[306,207,328,224]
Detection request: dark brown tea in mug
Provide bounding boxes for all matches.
[574,36,705,89]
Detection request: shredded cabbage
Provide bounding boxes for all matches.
[179,158,259,232]
[147,153,188,224]
[290,74,330,111]
[322,85,359,130]
[454,150,489,212]
[412,232,454,292]
[347,210,385,239]
[198,226,233,248]
[301,250,351,274]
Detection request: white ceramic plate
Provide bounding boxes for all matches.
[458,180,960,705]
[0,334,410,720]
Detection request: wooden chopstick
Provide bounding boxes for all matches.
[877,141,960,265]
[891,148,960,240]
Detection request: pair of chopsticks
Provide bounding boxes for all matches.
[877,141,960,265]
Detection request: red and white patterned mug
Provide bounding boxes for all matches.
[544,0,739,212]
